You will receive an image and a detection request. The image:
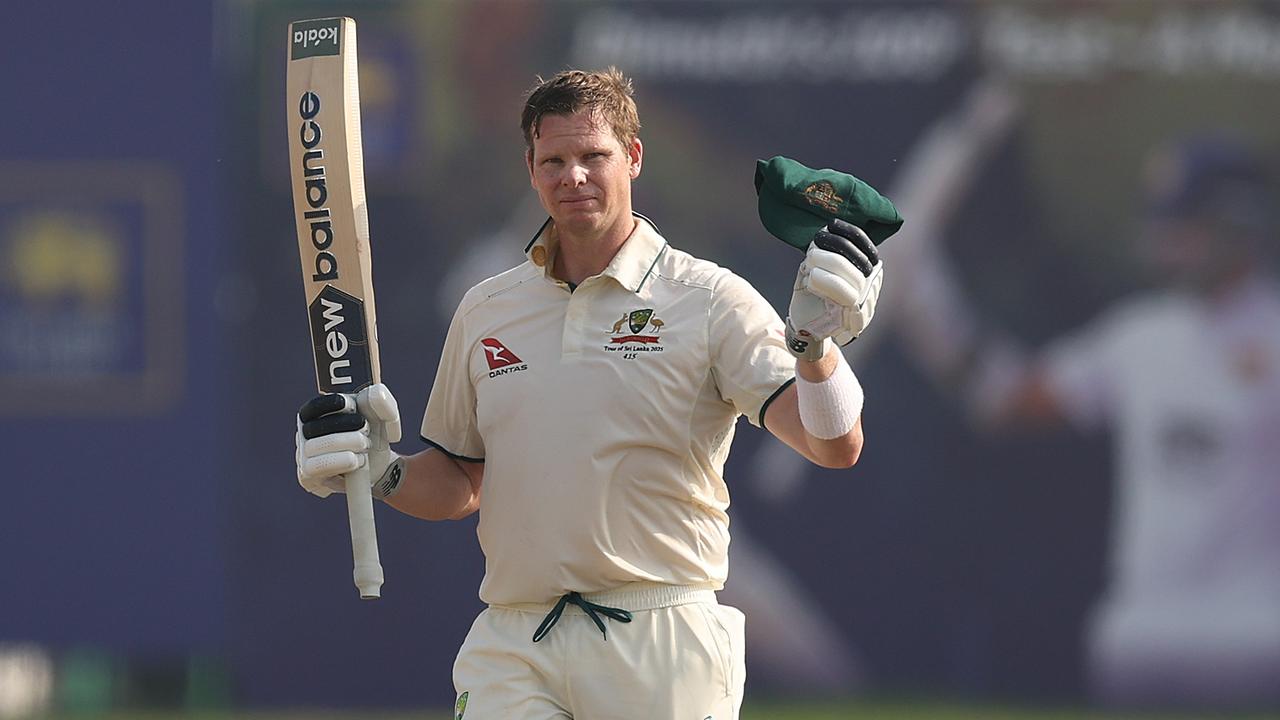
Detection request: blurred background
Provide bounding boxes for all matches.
[3,0,1279,717]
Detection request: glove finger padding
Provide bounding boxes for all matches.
[832,267,884,346]
[807,265,862,309]
[296,472,342,499]
[814,228,873,276]
[301,410,366,440]
[294,417,307,469]
[827,218,880,266]
[296,416,349,498]
[298,393,355,423]
[807,243,880,304]
[304,429,370,458]
[299,449,365,481]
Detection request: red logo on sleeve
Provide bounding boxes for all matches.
[480,338,523,370]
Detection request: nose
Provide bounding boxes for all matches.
[562,163,587,188]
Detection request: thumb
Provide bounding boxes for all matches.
[358,383,402,443]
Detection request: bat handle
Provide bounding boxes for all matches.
[346,419,385,599]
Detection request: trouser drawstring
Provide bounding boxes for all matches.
[532,591,634,642]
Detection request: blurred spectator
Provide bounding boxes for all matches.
[902,134,1280,708]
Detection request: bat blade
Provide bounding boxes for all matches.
[287,16,384,600]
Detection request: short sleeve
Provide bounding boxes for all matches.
[708,272,796,427]
[1041,315,1120,429]
[420,300,485,461]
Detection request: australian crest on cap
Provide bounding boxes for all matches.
[801,180,843,214]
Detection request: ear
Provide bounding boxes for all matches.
[526,149,536,188]
[628,137,643,180]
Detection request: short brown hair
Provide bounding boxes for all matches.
[520,67,640,155]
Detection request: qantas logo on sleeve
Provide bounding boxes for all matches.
[480,338,527,377]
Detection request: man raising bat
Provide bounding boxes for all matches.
[294,67,899,719]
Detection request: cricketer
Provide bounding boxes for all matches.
[295,68,893,718]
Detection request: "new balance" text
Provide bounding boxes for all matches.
[297,91,338,283]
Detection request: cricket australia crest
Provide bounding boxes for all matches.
[802,180,843,213]
[605,308,666,359]
[628,308,653,334]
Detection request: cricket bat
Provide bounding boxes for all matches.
[287,16,384,599]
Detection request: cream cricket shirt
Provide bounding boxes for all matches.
[421,214,796,606]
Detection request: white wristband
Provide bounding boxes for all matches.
[796,353,864,440]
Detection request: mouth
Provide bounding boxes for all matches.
[559,196,596,206]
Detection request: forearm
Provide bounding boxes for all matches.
[796,347,863,466]
[765,346,864,469]
[384,448,482,521]
[805,413,863,468]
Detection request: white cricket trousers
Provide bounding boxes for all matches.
[452,582,746,719]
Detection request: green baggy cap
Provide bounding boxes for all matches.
[754,156,903,250]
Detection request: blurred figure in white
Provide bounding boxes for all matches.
[900,134,1280,708]
[0,644,53,718]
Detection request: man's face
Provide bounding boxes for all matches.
[1138,216,1246,293]
[527,111,642,240]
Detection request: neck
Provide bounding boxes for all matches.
[553,213,637,286]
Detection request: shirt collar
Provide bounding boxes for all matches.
[524,212,668,294]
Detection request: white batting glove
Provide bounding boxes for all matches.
[295,383,405,500]
[786,219,884,361]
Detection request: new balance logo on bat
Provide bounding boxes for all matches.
[295,90,339,283]
[290,19,341,59]
[309,286,372,392]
